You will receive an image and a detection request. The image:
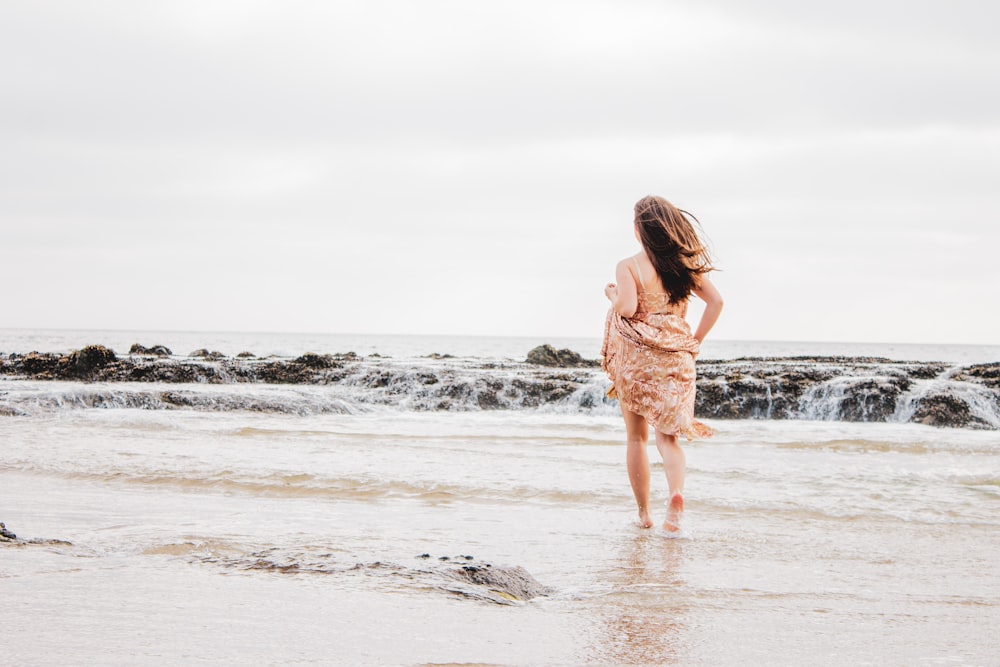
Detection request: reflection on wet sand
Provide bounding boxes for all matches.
[586,534,690,666]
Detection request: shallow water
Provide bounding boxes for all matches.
[3,407,999,666]
[3,327,1000,363]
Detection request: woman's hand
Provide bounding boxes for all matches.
[607,260,639,317]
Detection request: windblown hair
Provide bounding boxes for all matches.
[633,195,714,304]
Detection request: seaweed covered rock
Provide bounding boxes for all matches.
[912,393,986,429]
[15,352,62,378]
[189,349,225,360]
[130,344,172,356]
[953,363,1000,389]
[828,377,909,422]
[294,352,337,369]
[66,345,117,377]
[526,344,598,367]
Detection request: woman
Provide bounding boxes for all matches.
[602,195,723,531]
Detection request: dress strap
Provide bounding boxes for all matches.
[631,257,646,290]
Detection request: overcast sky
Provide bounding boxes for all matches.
[2,0,997,344]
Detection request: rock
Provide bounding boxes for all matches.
[953,363,1000,389]
[413,553,553,604]
[447,562,553,602]
[835,378,908,422]
[0,522,16,541]
[526,344,598,367]
[236,351,256,358]
[0,522,71,547]
[294,352,336,368]
[129,344,172,356]
[1,350,996,429]
[67,345,117,377]
[912,393,986,429]
[190,349,225,360]
[18,352,61,377]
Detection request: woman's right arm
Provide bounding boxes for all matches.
[604,259,639,318]
[691,275,724,344]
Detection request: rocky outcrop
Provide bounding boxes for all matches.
[0,346,997,429]
[67,345,117,377]
[911,393,986,428]
[695,357,931,421]
[3,346,119,380]
[692,356,999,429]
[294,352,340,368]
[526,344,599,367]
[952,363,1000,389]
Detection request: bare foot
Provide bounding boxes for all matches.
[637,506,654,529]
[663,492,684,532]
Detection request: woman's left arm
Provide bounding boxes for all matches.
[691,275,724,344]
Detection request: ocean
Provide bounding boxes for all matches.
[2,329,999,666]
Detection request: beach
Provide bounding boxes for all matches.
[2,331,999,666]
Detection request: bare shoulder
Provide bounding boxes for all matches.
[632,251,654,269]
[615,257,638,279]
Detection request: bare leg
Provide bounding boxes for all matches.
[621,407,652,528]
[655,431,686,531]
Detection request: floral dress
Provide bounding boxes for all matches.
[601,288,714,440]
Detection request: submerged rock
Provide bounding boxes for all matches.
[408,554,553,604]
[0,521,16,541]
[189,546,550,605]
[446,562,553,602]
[0,520,72,547]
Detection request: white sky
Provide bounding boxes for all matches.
[2,0,998,344]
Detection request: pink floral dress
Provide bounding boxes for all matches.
[601,289,714,440]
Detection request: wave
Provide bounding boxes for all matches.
[1,348,997,429]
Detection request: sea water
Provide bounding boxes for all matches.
[1,330,998,666]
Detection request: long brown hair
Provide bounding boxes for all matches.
[634,195,714,304]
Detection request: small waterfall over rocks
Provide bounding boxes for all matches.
[1,347,997,429]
